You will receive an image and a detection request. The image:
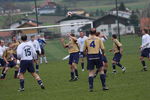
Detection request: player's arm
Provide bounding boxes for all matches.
[37,41,41,54]
[60,38,69,48]
[99,39,105,55]
[67,34,77,42]
[3,50,9,64]
[83,40,87,55]
[31,44,37,60]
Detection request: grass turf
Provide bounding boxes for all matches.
[0,35,150,100]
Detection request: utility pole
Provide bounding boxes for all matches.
[34,0,40,34]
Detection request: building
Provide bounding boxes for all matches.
[57,14,94,36]
[10,18,42,29]
[0,31,12,41]
[140,18,150,33]
[82,14,135,36]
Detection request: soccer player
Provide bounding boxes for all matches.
[94,32,108,78]
[140,29,150,71]
[30,35,41,73]
[17,35,45,92]
[0,40,7,68]
[0,43,18,79]
[84,28,108,92]
[12,36,20,78]
[37,35,48,64]
[109,34,126,74]
[60,33,79,81]
[77,31,88,71]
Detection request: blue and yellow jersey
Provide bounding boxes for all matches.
[12,41,20,54]
[67,38,79,54]
[113,39,122,53]
[84,36,105,54]
[3,48,14,61]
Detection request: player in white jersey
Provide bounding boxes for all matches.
[94,32,109,78]
[30,35,41,73]
[0,40,7,71]
[77,31,88,71]
[140,30,150,71]
[17,35,45,92]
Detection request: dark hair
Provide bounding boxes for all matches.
[96,32,100,36]
[21,35,27,41]
[90,28,96,35]
[112,34,117,39]
[144,29,148,34]
[70,33,75,37]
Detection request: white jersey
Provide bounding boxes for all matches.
[0,46,8,58]
[77,36,88,52]
[29,40,41,53]
[141,34,150,49]
[17,42,37,60]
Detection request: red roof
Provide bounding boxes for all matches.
[140,18,150,30]
[0,31,12,38]
[17,22,38,28]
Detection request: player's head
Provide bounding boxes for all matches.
[31,35,35,41]
[79,31,85,38]
[96,32,100,37]
[21,35,27,42]
[90,28,96,35]
[143,29,148,34]
[36,35,41,39]
[0,40,5,46]
[7,42,13,48]
[12,36,17,42]
[112,34,117,40]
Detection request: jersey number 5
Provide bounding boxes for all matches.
[24,48,31,56]
[90,41,95,48]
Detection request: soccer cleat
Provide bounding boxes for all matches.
[89,88,93,92]
[18,88,24,92]
[73,77,79,81]
[69,79,74,82]
[82,69,85,72]
[122,67,126,73]
[102,87,109,91]
[141,68,148,71]
[40,84,45,89]
[112,70,117,74]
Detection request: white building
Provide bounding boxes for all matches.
[57,14,94,36]
[82,14,135,36]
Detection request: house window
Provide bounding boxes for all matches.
[128,27,131,31]
[101,29,104,32]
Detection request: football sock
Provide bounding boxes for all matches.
[36,64,39,70]
[100,74,106,87]
[88,76,94,89]
[1,73,6,79]
[40,57,43,64]
[2,68,5,74]
[37,80,43,85]
[20,79,24,89]
[81,62,84,69]
[14,71,18,78]
[75,69,78,77]
[112,63,116,70]
[141,61,146,67]
[44,57,47,63]
[116,63,124,69]
[70,72,74,79]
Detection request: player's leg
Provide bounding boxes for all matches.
[31,72,45,89]
[42,49,48,64]
[88,70,95,92]
[140,49,148,71]
[35,51,40,73]
[103,56,108,75]
[0,62,10,79]
[69,64,75,81]
[72,63,78,80]
[72,52,79,80]
[18,73,25,91]
[80,52,85,71]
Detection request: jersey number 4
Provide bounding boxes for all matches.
[24,48,31,56]
[90,41,95,48]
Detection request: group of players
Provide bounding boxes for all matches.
[0,34,47,91]
[60,28,150,92]
[60,28,127,92]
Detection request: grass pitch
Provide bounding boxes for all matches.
[0,35,150,100]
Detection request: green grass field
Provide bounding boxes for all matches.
[0,35,150,100]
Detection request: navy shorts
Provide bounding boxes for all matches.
[102,55,108,63]
[69,52,79,65]
[141,48,150,58]
[79,52,85,58]
[13,54,17,59]
[87,54,103,70]
[113,52,122,63]
[0,58,5,67]
[20,60,35,73]
[41,48,45,55]
[6,61,16,68]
